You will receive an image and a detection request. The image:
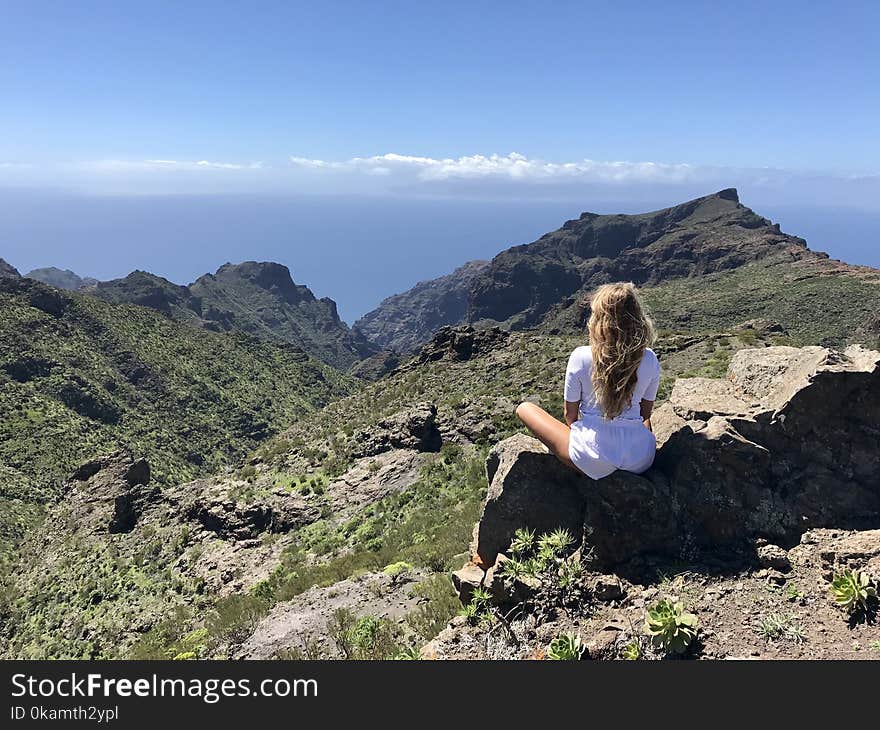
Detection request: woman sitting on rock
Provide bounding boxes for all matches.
[516,281,660,479]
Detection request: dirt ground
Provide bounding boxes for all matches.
[425,528,880,660]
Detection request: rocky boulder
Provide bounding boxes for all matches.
[402,325,510,370]
[237,569,430,659]
[351,402,442,457]
[66,453,159,534]
[459,344,880,592]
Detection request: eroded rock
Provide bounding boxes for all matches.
[65,453,160,534]
[351,402,442,457]
[462,345,880,574]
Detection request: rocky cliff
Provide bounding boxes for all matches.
[437,343,880,659]
[91,262,376,370]
[26,267,98,290]
[353,190,876,351]
[460,344,879,579]
[354,260,489,353]
[0,258,21,278]
[467,189,813,328]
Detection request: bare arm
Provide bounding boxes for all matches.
[564,400,580,426]
[640,399,654,431]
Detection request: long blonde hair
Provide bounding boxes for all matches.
[587,282,655,419]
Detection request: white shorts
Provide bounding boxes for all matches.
[568,415,657,480]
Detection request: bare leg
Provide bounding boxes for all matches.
[515,401,576,470]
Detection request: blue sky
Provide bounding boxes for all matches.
[1,1,878,320]
[3,1,878,169]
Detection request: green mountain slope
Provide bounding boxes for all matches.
[0,275,354,561]
[91,262,376,370]
[539,254,880,350]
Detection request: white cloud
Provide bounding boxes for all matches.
[0,152,877,208]
[289,152,699,183]
[87,159,264,172]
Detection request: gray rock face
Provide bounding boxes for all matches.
[238,569,429,659]
[463,344,880,579]
[66,453,159,534]
[0,258,21,278]
[354,260,490,353]
[26,267,98,290]
[473,434,585,566]
[351,402,442,458]
[401,325,510,371]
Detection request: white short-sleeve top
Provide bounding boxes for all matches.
[564,345,661,422]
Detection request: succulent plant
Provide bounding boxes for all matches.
[830,569,877,613]
[509,527,537,557]
[645,599,699,654]
[546,632,584,660]
[622,639,643,660]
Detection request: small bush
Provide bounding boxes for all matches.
[327,608,357,659]
[755,613,806,644]
[347,615,401,660]
[622,638,643,660]
[382,561,413,580]
[237,465,257,481]
[206,594,268,646]
[497,527,589,621]
[459,587,493,626]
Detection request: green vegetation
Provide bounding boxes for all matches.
[132,574,459,661]
[250,447,487,607]
[755,613,806,644]
[546,633,584,660]
[645,599,699,655]
[0,279,353,566]
[641,259,880,349]
[459,588,494,626]
[830,570,877,614]
[383,561,414,580]
[304,578,459,660]
[622,638,644,660]
[498,527,588,621]
[3,525,209,659]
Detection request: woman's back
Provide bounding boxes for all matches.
[515,281,660,480]
[564,345,660,422]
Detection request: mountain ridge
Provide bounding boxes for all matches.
[0,258,21,278]
[90,261,376,371]
[354,189,876,352]
[26,267,98,290]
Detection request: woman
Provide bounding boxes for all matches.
[515,282,660,479]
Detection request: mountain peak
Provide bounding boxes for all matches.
[467,190,807,326]
[356,190,813,350]
[210,261,315,304]
[0,258,21,278]
[26,266,98,290]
